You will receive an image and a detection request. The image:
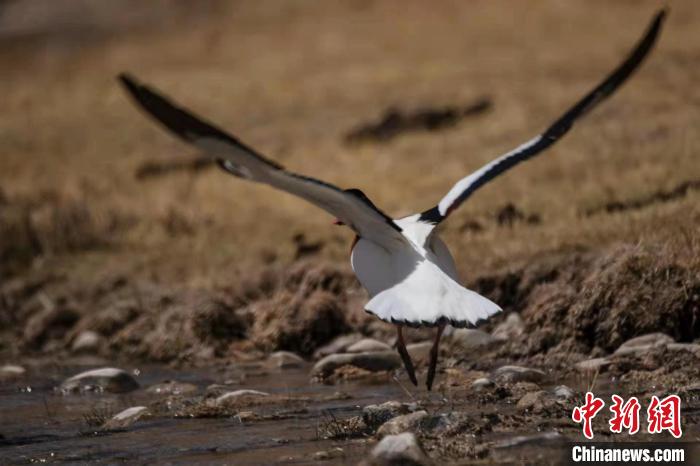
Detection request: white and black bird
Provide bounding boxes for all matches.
[119,10,664,390]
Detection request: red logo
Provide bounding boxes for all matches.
[647,395,682,438]
[572,392,605,439]
[609,395,641,434]
[573,392,683,439]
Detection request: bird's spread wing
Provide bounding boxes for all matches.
[418,9,666,226]
[119,74,407,249]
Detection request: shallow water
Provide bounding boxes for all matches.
[0,360,407,464]
[2,359,698,465]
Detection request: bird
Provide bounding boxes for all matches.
[119,10,665,390]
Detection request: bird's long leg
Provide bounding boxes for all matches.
[396,324,417,386]
[426,323,446,391]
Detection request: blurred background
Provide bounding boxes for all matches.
[2,2,700,463]
[1,0,698,357]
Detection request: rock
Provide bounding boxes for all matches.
[0,365,26,381]
[377,411,428,438]
[102,406,148,430]
[215,389,270,406]
[492,365,545,383]
[494,431,564,449]
[347,338,392,353]
[59,367,139,394]
[146,380,198,396]
[71,330,102,353]
[575,357,611,373]
[370,432,432,466]
[362,401,411,430]
[492,313,525,340]
[471,377,495,391]
[450,329,499,351]
[311,351,400,379]
[406,341,432,363]
[614,333,674,356]
[516,390,557,413]
[313,333,363,359]
[553,385,575,400]
[312,447,344,461]
[666,343,700,357]
[266,351,306,369]
[236,411,258,422]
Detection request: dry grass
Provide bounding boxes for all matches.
[1,0,698,288]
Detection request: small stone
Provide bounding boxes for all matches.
[370,432,432,466]
[347,338,392,353]
[71,330,102,353]
[146,380,198,396]
[666,343,700,357]
[0,365,26,380]
[516,390,556,413]
[266,351,306,369]
[575,357,611,373]
[450,329,499,351]
[406,341,432,363]
[614,333,674,356]
[492,365,545,383]
[313,333,363,359]
[236,411,257,422]
[311,351,400,379]
[376,411,428,438]
[362,401,411,430]
[60,367,139,394]
[471,377,495,391]
[494,431,564,449]
[553,385,575,400]
[102,406,148,430]
[215,389,270,406]
[492,313,525,340]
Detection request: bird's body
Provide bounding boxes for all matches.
[118,10,665,390]
[351,216,500,328]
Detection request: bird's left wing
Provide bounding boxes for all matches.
[418,9,666,226]
[119,74,407,249]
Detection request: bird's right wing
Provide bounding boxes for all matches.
[119,74,408,249]
[418,9,666,226]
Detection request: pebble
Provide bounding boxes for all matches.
[491,313,525,340]
[266,351,306,369]
[146,380,198,396]
[376,411,428,438]
[471,377,495,391]
[575,357,611,373]
[59,367,139,394]
[370,432,432,466]
[102,406,148,430]
[516,390,557,413]
[406,341,432,363]
[311,351,400,379]
[553,385,575,400]
[347,338,392,353]
[492,365,545,383]
[71,330,102,353]
[494,431,564,449]
[313,333,363,359]
[614,333,675,356]
[215,389,270,406]
[450,329,499,351]
[666,343,700,357]
[362,401,411,430]
[0,365,26,380]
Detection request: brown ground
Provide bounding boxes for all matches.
[1,1,699,463]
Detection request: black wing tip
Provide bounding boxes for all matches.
[117,72,142,96]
